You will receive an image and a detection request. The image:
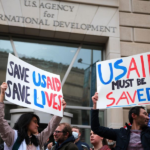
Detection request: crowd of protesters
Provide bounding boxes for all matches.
[0,82,150,150]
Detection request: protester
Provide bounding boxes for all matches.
[91,92,150,150]
[46,131,58,150]
[90,130,110,150]
[43,138,50,150]
[107,140,116,150]
[51,123,78,150]
[44,138,52,150]
[0,82,66,150]
[46,142,53,150]
[72,126,90,150]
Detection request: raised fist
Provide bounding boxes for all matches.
[0,82,7,95]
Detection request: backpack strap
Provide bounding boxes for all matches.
[12,136,22,150]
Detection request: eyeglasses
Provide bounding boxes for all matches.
[54,130,64,134]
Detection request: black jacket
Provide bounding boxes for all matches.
[52,135,78,150]
[75,140,89,150]
[91,109,150,150]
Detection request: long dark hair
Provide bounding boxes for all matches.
[13,113,40,146]
[102,138,108,146]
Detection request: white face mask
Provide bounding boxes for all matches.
[108,141,116,146]
[72,131,79,139]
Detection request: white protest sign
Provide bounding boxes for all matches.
[96,52,150,109]
[5,53,63,117]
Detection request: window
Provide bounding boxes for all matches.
[13,38,78,80]
[64,45,102,107]
[0,36,14,84]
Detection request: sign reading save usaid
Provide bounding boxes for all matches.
[96,53,150,109]
[5,53,63,117]
[0,0,119,37]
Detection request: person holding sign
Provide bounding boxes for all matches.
[0,82,66,150]
[91,92,150,150]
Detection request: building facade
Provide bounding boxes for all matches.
[0,0,150,146]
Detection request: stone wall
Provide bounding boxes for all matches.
[119,0,150,126]
[119,0,150,57]
[0,0,119,44]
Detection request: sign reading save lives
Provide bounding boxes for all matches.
[5,53,63,117]
[96,52,150,109]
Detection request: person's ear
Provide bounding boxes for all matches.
[79,132,81,137]
[64,132,69,138]
[131,113,137,119]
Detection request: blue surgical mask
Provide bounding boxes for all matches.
[72,131,79,139]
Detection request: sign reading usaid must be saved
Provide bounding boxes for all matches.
[0,0,119,37]
[96,52,150,109]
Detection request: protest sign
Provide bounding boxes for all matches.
[96,52,150,109]
[5,53,63,117]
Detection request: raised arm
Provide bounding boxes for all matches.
[91,92,118,140]
[37,99,66,148]
[0,82,15,147]
[0,82,7,103]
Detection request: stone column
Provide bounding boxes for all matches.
[123,108,130,125]
[107,108,123,128]
[105,37,123,128]
[105,37,121,60]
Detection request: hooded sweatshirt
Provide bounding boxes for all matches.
[52,135,78,150]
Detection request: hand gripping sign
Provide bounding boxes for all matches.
[5,53,63,117]
[96,52,150,109]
